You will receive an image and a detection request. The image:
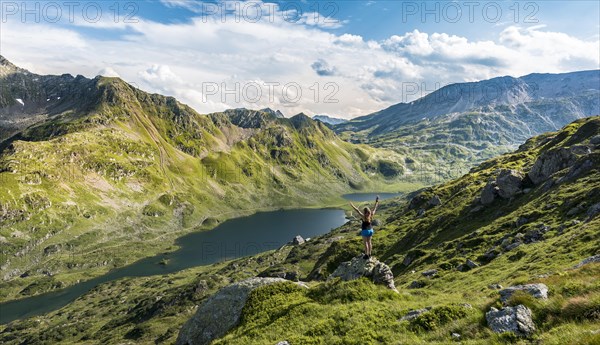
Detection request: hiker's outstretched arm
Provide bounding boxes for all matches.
[372,196,380,214]
[350,202,363,217]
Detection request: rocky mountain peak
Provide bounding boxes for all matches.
[0,55,25,77]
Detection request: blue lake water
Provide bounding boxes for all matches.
[0,208,347,324]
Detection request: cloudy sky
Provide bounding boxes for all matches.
[1,0,599,118]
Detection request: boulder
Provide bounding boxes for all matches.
[399,307,432,321]
[496,169,523,199]
[573,254,600,269]
[499,284,548,303]
[428,195,442,207]
[488,283,503,290]
[408,280,425,289]
[528,148,577,185]
[457,259,479,272]
[586,202,600,221]
[421,269,438,278]
[328,256,397,291]
[292,235,305,245]
[275,342,290,345]
[480,182,497,205]
[486,305,535,336]
[177,278,294,345]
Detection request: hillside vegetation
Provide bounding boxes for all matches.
[1,117,598,344]
[0,59,416,302]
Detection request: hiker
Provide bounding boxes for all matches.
[350,196,379,259]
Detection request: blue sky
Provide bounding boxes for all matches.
[1,0,599,117]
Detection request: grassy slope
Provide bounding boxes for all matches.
[0,77,419,302]
[1,117,598,344]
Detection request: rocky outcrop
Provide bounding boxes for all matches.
[486,305,536,336]
[480,169,524,204]
[328,256,397,291]
[480,182,498,205]
[528,147,578,185]
[292,235,305,245]
[496,169,524,199]
[457,259,479,272]
[573,254,600,269]
[428,195,442,207]
[177,277,295,345]
[499,284,548,303]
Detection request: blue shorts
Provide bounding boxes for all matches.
[361,229,374,237]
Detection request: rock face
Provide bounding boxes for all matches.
[496,169,524,199]
[499,284,548,303]
[486,305,536,336]
[574,254,600,268]
[528,148,577,185]
[328,256,397,291]
[428,195,442,207]
[480,182,498,205]
[480,169,524,204]
[177,277,291,345]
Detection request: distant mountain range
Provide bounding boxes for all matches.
[312,115,348,125]
[334,70,600,177]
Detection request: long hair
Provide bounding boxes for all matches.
[363,207,372,222]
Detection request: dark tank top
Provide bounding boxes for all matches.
[361,219,372,230]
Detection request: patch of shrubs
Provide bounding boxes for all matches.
[410,305,469,331]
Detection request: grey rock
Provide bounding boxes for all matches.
[458,259,479,272]
[570,145,592,155]
[496,169,523,199]
[480,182,497,205]
[429,195,442,207]
[292,235,305,245]
[488,283,503,290]
[402,254,415,266]
[466,259,479,269]
[567,207,581,216]
[559,159,594,183]
[499,283,548,303]
[486,305,536,336]
[408,280,425,289]
[504,242,522,251]
[479,248,499,262]
[573,254,600,269]
[328,256,397,291]
[452,333,461,340]
[399,307,432,321]
[177,277,293,345]
[586,202,600,221]
[516,216,529,227]
[524,229,544,243]
[416,208,426,217]
[590,135,600,145]
[528,147,577,185]
[275,342,290,345]
[422,269,438,278]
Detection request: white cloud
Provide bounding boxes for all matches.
[1,4,598,119]
[98,67,121,78]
